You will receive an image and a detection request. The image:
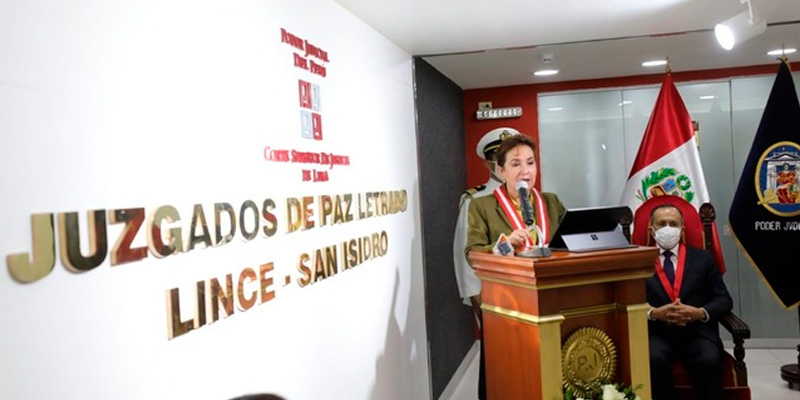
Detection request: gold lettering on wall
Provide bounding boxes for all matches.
[296,253,312,287]
[301,196,314,230]
[195,281,206,328]
[319,195,332,226]
[286,197,302,233]
[109,208,148,265]
[166,287,194,339]
[293,231,389,288]
[286,196,315,233]
[214,203,236,246]
[4,188,410,340]
[58,210,108,272]
[147,205,182,258]
[7,213,56,283]
[313,245,337,283]
[208,275,235,322]
[259,263,275,303]
[187,204,212,251]
[239,201,259,241]
[168,263,278,339]
[261,199,278,237]
[237,267,257,311]
[166,281,207,339]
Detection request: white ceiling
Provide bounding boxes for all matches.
[334,0,800,89]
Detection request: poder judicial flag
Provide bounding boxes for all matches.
[620,72,726,272]
[729,61,800,310]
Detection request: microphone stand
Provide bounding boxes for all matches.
[515,224,552,258]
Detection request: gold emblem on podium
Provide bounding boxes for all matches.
[561,327,617,398]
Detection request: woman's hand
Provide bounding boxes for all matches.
[508,229,529,249]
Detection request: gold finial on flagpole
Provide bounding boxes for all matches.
[665,57,671,74]
[777,45,792,71]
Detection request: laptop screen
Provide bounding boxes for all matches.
[552,205,629,235]
[549,205,632,251]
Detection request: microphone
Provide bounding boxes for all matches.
[515,180,535,226]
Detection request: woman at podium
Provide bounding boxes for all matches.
[463,133,566,400]
[465,134,566,255]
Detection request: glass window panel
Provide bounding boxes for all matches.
[538,90,627,208]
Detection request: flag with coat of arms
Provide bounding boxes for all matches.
[620,72,726,273]
[729,61,800,309]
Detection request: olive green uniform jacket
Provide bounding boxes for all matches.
[465,191,566,260]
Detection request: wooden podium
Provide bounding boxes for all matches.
[469,246,658,400]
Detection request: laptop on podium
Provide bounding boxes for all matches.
[549,205,633,252]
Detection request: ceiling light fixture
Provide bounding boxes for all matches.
[699,95,717,100]
[641,60,667,67]
[767,48,797,56]
[714,0,766,50]
[547,107,563,111]
[534,69,559,76]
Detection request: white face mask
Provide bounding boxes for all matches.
[653,226,682,250]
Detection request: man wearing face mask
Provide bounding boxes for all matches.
[646,204,733,400]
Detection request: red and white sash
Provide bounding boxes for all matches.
[493,185,551,247]
[655,245,686,302]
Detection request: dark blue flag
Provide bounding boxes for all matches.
[729,61,800,309]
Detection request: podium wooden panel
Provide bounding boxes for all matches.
[469,246,658,400]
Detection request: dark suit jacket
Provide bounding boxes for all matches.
[465,191,566,256]
[646,245,733,349]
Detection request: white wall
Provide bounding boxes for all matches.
[0,1,430,399]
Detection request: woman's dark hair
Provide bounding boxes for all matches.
[495,134,537,167]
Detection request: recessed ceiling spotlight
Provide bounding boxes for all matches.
[767,48,797,56]
[534,69,559,76]
[642,60,668,67]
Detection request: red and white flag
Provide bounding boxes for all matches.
[620,73,725,273]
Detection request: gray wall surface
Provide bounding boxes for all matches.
[413,57,476,399]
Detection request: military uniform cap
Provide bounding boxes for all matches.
[476,127,520,160]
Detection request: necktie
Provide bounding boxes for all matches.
[663,250,675,285]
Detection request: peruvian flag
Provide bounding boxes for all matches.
[620,73,725,273]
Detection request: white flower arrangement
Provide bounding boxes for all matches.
[565,382,643,400]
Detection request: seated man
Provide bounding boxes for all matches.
[646,204,733,400]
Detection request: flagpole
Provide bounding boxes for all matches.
[775,52,800,391]
[780,309,800,390]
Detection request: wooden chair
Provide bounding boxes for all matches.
[620,195,751,400]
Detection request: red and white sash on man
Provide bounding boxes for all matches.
[655,245,686,302]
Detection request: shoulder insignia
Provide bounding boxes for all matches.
[464,185,486,196]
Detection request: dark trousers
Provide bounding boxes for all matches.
[478,312,486,400]
[649,330,724,400]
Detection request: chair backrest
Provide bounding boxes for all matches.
[631,195,710,250]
